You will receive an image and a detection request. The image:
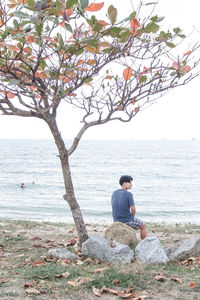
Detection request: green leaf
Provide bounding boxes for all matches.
[74,48,84,56]
[66,0,78,9]
[102,47,113,53]
[79,0,88,9]
[139,75,147,83]
[8,79,19,85]
[144,22,159,33]
[36,24,43,35]
[105,27,122,37]
[65,23,73,33]
[150,15,164,23]
[84,77,93,83]
[173,27,181,34]
[13,11,30,19]
[57,33,64,49]
[165,41,175,48]
[119,30,130,43]
[108,5,117,24]
[178,34,186,39]
[26,0,35,9]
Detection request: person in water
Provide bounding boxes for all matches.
[21,183,25,188]
[111,175,146,240]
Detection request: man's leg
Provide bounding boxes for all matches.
[139,223,146,240]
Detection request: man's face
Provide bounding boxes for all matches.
[124,181,133,190]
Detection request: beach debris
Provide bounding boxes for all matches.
[92,286,148,299]
[82,235,134,264]
[135,236,169,264]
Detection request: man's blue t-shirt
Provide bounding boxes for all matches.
[111,189,135,223]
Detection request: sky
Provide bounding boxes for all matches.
[0,0,200,140]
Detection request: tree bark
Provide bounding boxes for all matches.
[46,116,88,244]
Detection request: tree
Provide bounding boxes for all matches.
[0,0,199,243]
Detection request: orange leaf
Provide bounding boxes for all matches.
[65,8,73,17]
[85,45,98,53]
[134,107,139,113]
[60,21,65,27]
[105,75,113,79]
[9,45,19,51]
[7,92,15,99]
[130,17,140,30]
[75,59,84,67]
[86,2,104,12]
[184,50,191,56]
[97,20,109,26]
[100,42,111,47]
[26,36,35,44]
[123,67,133,81]
[189,281,196,289]
[23,47,32,54]
[87,59,96,65]
[29,86,37,91]
[35,72,42,78]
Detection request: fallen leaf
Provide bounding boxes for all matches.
[84,257,94,263]
[78,277,93,285]
[170,276,182,284]
[75,260,84,265]
[92,286,102,297]
[154,274,167,282]
[25,288,40,295]
[0,278,9,283]
[56,272,70,278]
[189,281,196,289]
[67,280,77,287]
[93,267,109,273]
[24,280,37,287]
[30,237,42,241]
[112,279,120,285]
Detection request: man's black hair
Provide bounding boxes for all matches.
[119,175,133,186]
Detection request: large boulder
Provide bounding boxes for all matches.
[104,222,137,246]
[135,236,169,264]
[82,235,134,264]
[166,237,200,261]
[47,248,79,260]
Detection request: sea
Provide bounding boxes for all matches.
[0,139,200,225]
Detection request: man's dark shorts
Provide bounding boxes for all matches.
[126,217,143,229]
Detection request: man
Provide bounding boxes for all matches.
[111,175,146,239]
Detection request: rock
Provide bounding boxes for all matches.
[166,237,200,261]
[47,248,79,260]
[135,236,169,264]
[82,235,134,264]
[104,222,137,246]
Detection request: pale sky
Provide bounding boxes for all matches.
[0,0,200,140]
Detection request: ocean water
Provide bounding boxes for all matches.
[0,139,200,224]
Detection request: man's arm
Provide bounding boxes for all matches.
[130,205,136,216]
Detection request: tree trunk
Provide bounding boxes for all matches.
[46,117,88,244]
